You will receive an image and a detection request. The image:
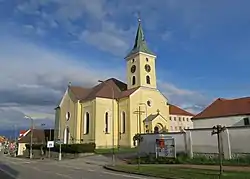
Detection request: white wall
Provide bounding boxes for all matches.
[139,132,186,155]
[228,127,250,153]
[193,115,250,128]
[169,114,193,132]
[139,126,250,159]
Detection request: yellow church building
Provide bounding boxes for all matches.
[54,19,171,148]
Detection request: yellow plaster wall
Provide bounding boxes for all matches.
[80,100,96,144]
[128,87,170,147]
[117,98,130,147]
[57,89,81,143]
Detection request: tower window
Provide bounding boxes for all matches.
[132,59,135,63]
[132,76,136,85]
[146,58,149,62]
[146,75,150,84]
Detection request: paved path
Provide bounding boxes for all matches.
[0,155,158,179]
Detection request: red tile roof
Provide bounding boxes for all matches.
[192,97,250,120]
[169,104,194,116]
[68,78,138,102]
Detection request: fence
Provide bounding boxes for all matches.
[139,126,250,159]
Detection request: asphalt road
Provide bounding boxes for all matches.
[0,154,158,179]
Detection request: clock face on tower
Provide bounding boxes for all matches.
[145,64,151,72]
[131,65,136,73]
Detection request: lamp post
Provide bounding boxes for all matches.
[24,115,34,159]
[98,80,115,166]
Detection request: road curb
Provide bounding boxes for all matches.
[103,165,179,179]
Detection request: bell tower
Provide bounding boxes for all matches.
[125,18,157,90]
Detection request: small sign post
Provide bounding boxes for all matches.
[47,141,54,148]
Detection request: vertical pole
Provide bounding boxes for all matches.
[217,128,223,177]
[59,143,62,161]
[111,87,115,166]
[30,119,34,159]
[49,128,51,159]
[139,106,141,134]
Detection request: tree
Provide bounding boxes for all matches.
[133,133,143,170]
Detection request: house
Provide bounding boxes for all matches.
[54,18,171,148]
[192,97,250,128]
[17,129,54,156]
[169,104,194,132]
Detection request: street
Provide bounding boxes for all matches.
[0,154,158,179]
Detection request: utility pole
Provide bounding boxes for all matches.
[49,128,51,159]
[211,125,226,178]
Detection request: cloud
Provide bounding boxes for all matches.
[14,0,135,56]
[158,81,211,114]
[0,34,122,129]
[161,30,173,42]
[0,33,209,128]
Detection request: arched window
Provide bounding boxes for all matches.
[132,76,136,85]
[146,75,150,84]
[105,112,109,133]
[121,112,126,133]
[84,112,90,134]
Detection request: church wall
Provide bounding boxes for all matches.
[81,100,96,144]
[54,108,60,140]
[117,98,131,147]
[129,87,170,146]
[95,97,118,148]
[58,90,79,143]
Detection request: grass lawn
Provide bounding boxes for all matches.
[95,147,137,154]
[111,165,250,179]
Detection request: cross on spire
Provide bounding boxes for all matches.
[125,14,155,59]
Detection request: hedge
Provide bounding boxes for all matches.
[25,143,96,154]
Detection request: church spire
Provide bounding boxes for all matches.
[125,17,155,59]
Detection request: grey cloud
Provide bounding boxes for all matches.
[0,108,54,130]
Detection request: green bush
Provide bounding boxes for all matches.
[25,143,96,154]
[126,153,250,166]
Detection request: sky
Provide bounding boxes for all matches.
[0,0,249,130]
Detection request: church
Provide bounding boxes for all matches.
[54,19,171,148]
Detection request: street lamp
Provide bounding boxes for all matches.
[98,80,115,166]
[24,115,34,159]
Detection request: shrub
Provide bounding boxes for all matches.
[25,143,96,154]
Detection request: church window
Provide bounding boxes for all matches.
[146,75,150,84]
[132,59,135,63]
[105,112,109,133]
[146,58,149,62]
[147,100,152,107]
[121,112,126,133]
[84,112,90,134]
[132,76,136,85]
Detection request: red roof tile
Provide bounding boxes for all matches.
[68,78,138,102]
[169,104,194,116]
[192,97,250,120]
